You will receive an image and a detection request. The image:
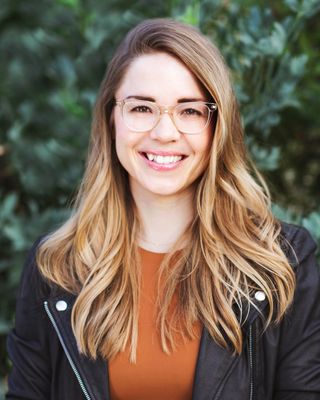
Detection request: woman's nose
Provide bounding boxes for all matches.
[149,113,181,142]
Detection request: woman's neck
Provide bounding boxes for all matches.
[131,183,194,253]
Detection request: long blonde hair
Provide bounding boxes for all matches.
[37,18,295,362]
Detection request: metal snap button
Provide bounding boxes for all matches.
[56,300,68,311]
[254,291,266,302]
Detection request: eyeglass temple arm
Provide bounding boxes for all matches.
[208,103,217,111]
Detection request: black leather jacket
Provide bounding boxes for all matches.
[6,223,320,399]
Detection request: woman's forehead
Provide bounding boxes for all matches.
[115,52,207,103]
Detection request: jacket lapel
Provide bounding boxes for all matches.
[192,327,239,400]
[192,295,268,400]
[45,294,109,400]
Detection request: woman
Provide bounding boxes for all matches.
[6,18,320,400]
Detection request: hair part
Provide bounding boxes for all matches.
[37,18,295,362]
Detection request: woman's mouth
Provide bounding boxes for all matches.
[144,152,183,164]
[139,152,187,170]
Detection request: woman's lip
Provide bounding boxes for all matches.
[139,150,187,157]
[138,152,186,171]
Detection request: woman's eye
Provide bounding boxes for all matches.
[131,105,152,113]
[181,108,202,116]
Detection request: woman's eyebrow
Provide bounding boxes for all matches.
[125,95,155,101]
[124,95,206,102]
[177,97,206,103]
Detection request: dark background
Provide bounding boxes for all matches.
[1,0,319,395]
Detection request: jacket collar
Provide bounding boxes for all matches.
[45,293,108,400]
[192,294,268,400]
[45,291,267,400]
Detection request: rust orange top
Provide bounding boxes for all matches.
[109,248,202,400]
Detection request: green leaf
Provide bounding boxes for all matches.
[178,3,200,26]
[0,193,17,221]
[284,0,299,12]
[290,54,308,76]
[272,203,300,223]
[0,319,11,335]
[251,145,280,171]
[302,212,320,241]
[258,22,287,56]
[7,123,24,141]
[57,0,79,8]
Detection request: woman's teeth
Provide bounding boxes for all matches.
[145,153,183,164]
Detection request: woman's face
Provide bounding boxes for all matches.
[113,52,213,200]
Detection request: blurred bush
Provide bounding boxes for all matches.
[0,0,319,394]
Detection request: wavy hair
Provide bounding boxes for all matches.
[37,18,295,362]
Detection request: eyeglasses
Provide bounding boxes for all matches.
[115,99,217,135]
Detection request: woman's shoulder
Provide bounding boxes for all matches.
[279,221,318,267]
[272,223,320,391]
[278,221,319,326]
[18,235,57,304]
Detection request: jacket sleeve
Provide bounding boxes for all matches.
[274,226,320,400]
[6,239,52,400]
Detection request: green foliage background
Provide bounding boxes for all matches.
[0,0,319,395]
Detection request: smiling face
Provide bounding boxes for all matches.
[113,52,213,200]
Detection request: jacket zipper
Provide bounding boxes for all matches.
[248,324,255,400]
[44,301,92,400]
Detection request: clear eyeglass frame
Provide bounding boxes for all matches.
[115,99,218,135]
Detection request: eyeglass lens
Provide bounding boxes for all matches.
[122,100,212,134]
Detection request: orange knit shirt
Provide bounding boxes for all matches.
[108,248,202,400]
